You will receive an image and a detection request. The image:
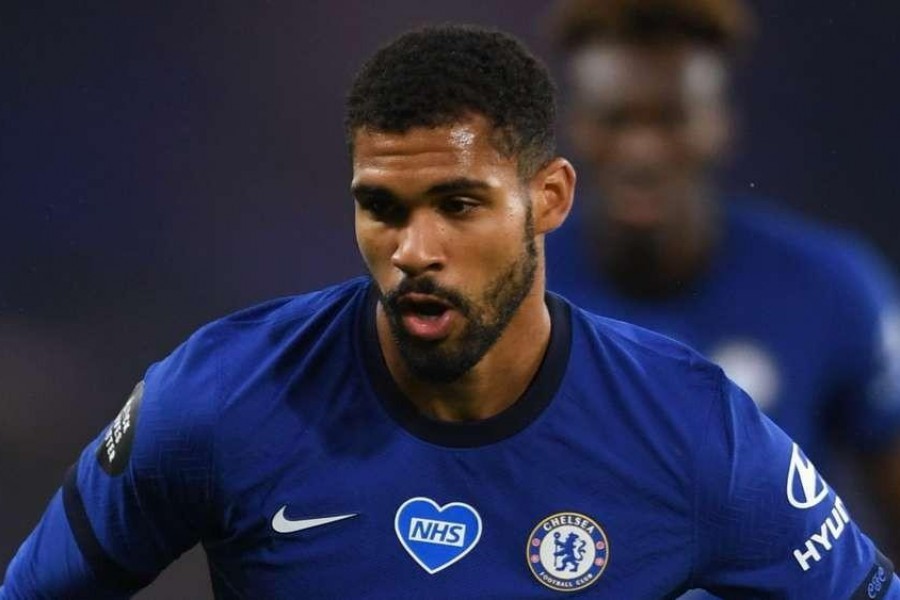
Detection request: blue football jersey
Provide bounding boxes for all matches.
[2,277,897,598]
[547,199,900,469]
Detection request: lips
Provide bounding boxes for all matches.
[396,293,457,341]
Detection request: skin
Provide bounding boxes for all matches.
[566,41,732,295]
[566,39,900,559]
[352,114,575,422]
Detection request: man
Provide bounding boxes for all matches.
[547,0,900,567]
[2,24,897,599]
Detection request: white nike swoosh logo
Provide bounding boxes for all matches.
[271,506,358,534]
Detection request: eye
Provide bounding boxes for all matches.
[359,197,406,223]
[439,197,478,216]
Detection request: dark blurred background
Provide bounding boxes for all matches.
[2,2,899,597]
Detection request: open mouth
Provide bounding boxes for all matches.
[398,294,453,318]
[395,294,456,340]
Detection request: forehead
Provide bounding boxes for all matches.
[351,115,514,190]
[568,41,727,108]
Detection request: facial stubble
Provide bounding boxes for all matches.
[380,205,538,383]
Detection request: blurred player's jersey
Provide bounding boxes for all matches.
[548,198,900,470]
[2,278,897,598]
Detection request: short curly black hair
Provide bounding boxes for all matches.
[345,24,556,178]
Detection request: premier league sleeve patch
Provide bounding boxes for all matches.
[527,512,609,593]
[394,497,483,574]
[95,381,144,476]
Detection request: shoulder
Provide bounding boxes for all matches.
[728,199,895,293]
[571,301,719,380]
[200,276,370,343]
[138,277,370,431]
[730,200,899,353]
[565,299,726,428]
[159,277,368,379]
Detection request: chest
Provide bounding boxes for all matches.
[203,429,694,599]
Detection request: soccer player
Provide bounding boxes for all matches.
[2,24,897,599]
[547,0,900,570]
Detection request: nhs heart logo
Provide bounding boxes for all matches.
[394,497,483,574]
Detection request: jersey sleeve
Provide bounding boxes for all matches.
[1,328,220,598]
[692,369,899,599]
[829,240,900,451]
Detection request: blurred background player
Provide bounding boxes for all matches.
[546,0,900,575]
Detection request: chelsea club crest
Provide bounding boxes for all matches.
[526,511,609,592]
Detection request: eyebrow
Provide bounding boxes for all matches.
[351,177,492,200]
[425,177,491,196]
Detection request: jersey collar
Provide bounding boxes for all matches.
[359,280,572,448]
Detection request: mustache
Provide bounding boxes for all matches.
[381,278,471,318]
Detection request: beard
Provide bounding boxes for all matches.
[379,208,538,383]
[601,225,674,296]
[591,177,718,298]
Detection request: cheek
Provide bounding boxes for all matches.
[355,222,388,272]
[469,217,527,266]
[685,110,730,163]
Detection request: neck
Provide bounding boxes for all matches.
[376,280,551,422]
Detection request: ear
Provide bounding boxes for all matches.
[530,157,576,235]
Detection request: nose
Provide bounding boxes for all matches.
[390,211,445,277]
[615,124,673,166]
